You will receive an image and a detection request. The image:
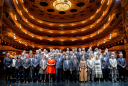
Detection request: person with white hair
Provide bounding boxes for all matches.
[104,48,111,59]
[111,52,117,59]
[117,51,127,82]
[109,55,117,82]
[4,52,12,84]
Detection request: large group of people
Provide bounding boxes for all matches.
[3,47,127,84]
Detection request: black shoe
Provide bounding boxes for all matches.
[92,81,94,82]
[37,81,38,83]
[4,82,7,84]
[115,80,117,82]
[55,81,57,83]
[8,81,11,84]
[31,81,33,83]
[124,80,126,82]
[68,81,69,83]
[104,80,106,82]
[59,81,62,83]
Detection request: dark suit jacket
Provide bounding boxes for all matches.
[71,59,79,71]
[3,57,12,69]
[55,56,63,69]
[105,52,111,59]
[101,57,110,68]
[15,59,22,68]
[69,55,74,60]
[63,60,72,71]
[22,58,31,68]
[117,57,127,69]
[32,58,40,69]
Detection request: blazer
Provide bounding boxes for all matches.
[32,58,40,69]
[22,58,31,68]
[3,57,12,69]
[15,59,22,68]
[86,51,93,59]
[109,58,117,69]
[71,59,79,70]
[117,57,127,69]
[39,59,47,74]
[101,56,110,68]
[55,56,63,69]
[87,59,95,70]
[105,52,111,59]
[69,55,74,60]
[63,60,72,71]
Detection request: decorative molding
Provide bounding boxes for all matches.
[0,0,4,6]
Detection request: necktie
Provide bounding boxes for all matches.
[59,58,60,61]
[71,56,72,60]
[67,61,68,65]
[18,59,20,62]
[75,60,76,64]
[83,61,85,66]
[26,59,27,63]
[105,57,106,62]
[35,59,36,64]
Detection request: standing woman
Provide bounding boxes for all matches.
[46,55,56,82]
[94,55,103,82]
[29,54,33,82]
[39,55,47,83]
[79,57,87,82]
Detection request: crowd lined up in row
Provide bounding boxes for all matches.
[4,47,127,84]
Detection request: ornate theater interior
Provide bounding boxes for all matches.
[0,0,128,71]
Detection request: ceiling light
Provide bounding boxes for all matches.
[53,0,72,11]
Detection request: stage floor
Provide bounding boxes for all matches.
[0,81,128,86]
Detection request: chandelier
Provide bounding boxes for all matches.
[53,0,72,11]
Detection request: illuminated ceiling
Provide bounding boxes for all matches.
[1,0,123,49]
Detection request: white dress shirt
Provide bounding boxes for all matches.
[12,59,16,67]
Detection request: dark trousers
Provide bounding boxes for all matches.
[102,67,109,81]
[40,74,46,81]
[119,68,126,80]
[12,67,15,78]
[5,68,11,82]
[15,68,22,81]
[56,69,62,81]
[72,69,78,81]
[23,68,30,82]
[32,68,39,81]
[64,70,70,82]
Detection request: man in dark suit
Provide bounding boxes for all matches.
[82,48,87,56]
[66,48,70,55]
[71,55,79,82]
[3,53,12,84]
[69,51,74,60]
[117,51,127,82]
[104,48,111,59]
[32,54,40,83]
[55,53,63,82]
[87,47,93,59]
[62,51,66,60]
[101,52,110,82]
[63,56,72,82]
[22,54,31,83]
[15,55,22,83]
[78,48,82,61]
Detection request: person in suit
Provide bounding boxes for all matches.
[101,52,110,82]
[87,47,93,59]
[28,50,34,58]
[62,51,66,60]
[22,54,31,83]
[94,48,99,59]
[111,52,117,59]
[15,55,22,83]
[63,56,72,82]
[81,51,87,61]
[117,51,127,82]
[79,57,87,82]
[71,55,79,82]
[97,51,103,60]
[32,54,40,83]
[4,53,12,84]
[109,55,117,82]
[29,54,33,82]
[55,53,63,82]
[66,48,70,55]
[38,49,42,60]
[69,51,74,60]
[82,48,87,55]
[12,55,17,78]
[74,48,78,56]
[39,55,47,83]
[78,48,82,61]
[87,55,95,82]
[104,48,111,59]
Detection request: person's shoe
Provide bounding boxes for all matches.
[92,81,94,82]
[4,82,7,84]
[68,81,69,83]
[104,80,106,82]
[124,80,126,82]
[37,81,38,83]
[59,81,62,83]
[31,81,33,83]
[115,80,117,82]
[55,81,57,83]
[76,81,78,82]
[112,80,114,83]
[8,81,11,84]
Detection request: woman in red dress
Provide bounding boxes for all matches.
[46,55,55,82]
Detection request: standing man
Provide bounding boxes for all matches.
[22,54,31,83]
[69,51,74,61]
[109,55,117,82]
[87,55,95,82]
[32,54,40,83]
[104,48,111,59]
[63,56,72,82]
[71,55,79,82]
[4,53,12,84]
[117,51,127,82]
[78,48,82,61]
[15,55,22,83]
[55,53,63,82]
[101,52,110,82]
